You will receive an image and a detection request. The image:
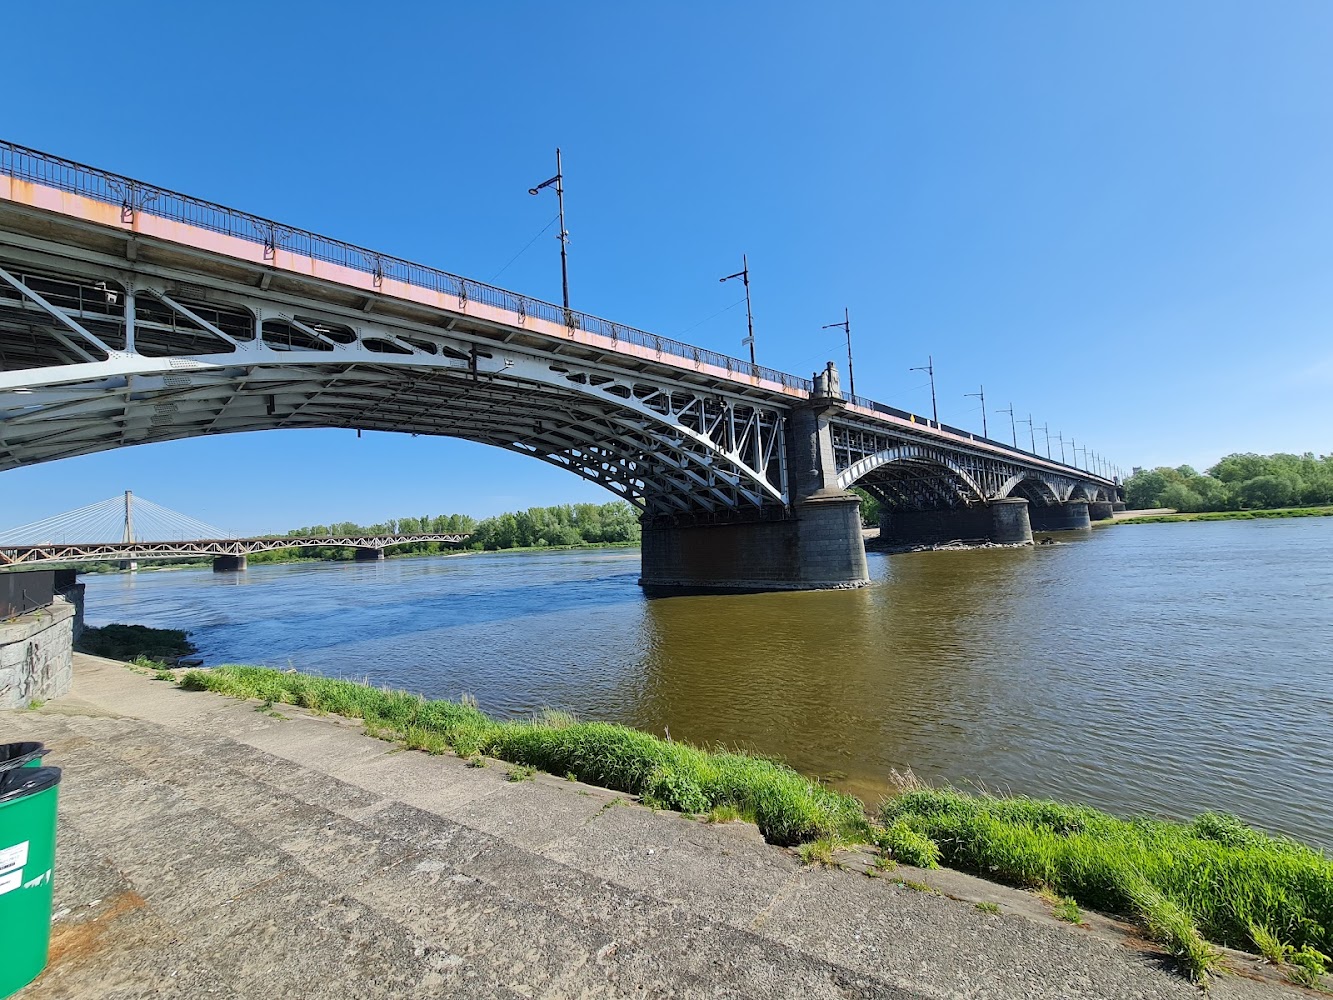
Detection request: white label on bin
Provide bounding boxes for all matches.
[0,869,21,896]
[0,841,28,875]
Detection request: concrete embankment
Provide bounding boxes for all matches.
[2,656,1301,999]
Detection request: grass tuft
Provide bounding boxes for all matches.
[796,836,842,866]
[1053,896,1083,924]
[975,901,1001,915]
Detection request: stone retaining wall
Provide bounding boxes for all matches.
[0,598,75,709]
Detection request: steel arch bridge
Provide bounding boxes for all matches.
[0,141,1120,590]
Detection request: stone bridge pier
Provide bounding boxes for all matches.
[354,547,385,562]
[1087,500,1116,521]
[879,498,1033,547]
[212,555,247,572]
[640,392,869,593]
[1029,501,1092,532]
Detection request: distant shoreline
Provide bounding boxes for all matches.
[1109,505,1333,525]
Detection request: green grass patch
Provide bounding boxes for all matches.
[881,788,1333,983]
[180,665,865,846]
[1114,505,1333,525]
[77,623,195,662]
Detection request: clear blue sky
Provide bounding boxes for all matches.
[4,1,1332,534]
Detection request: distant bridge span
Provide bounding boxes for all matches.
[0,141,1121,591]
[0,533,470,569]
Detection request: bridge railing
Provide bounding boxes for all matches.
[0,141,811,394]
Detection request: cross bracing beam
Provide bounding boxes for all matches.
[0,247,789,516]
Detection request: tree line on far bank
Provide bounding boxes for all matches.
[1126,453,1333,513]
[249,501,641,562]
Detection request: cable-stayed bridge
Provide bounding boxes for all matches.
[0,492,468,569]
[0,141,1122,591]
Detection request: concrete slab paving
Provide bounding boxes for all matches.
[0,655,1308,999]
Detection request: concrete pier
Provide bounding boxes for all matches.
[1088,501,1115,521]
[879,498,1033,547]
[640,496,868,592]
[354,547,386,562]
[212,554,247,572]
[1029,501,1092,532]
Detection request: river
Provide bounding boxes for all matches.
[82,518,1333,848]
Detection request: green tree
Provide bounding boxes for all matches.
[1235,475,1299,509]
[852,487,880,527]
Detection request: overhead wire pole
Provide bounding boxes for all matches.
[997,403,1017,448]
[963,385,987,438]
[1057,433,1066,464]
[528,148,570,310]
[1038,423,1051,458]
[821,307,854,397]
[1024,413,1037,453]
[909,355,938,427]
[720,255,756,367]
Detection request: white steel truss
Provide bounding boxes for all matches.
[0,244,789,518]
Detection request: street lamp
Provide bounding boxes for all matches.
[821,307,855,398]
[996,403,1017,448]
[963,385,987,438]
[528,147,570,310]
[719,255,756,366]
[909,355,939,427]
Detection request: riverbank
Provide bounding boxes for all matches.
[177,663,1330,988]
[1111,505,1333,525]
[3,654,1314,998]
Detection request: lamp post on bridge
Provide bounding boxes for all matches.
[963,385,987,438]
[719,255,756,367]
[528,147,570,310]
[821,307,855,398]
[909,356,939,427]
[996,403,1017,448]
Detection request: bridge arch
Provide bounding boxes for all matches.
[1064,483,1095,502]
[998,473,1061,507]
[838,446,986,508]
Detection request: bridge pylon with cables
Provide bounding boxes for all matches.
[0,493,470,572]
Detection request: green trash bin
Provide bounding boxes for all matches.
[0,742,47,772]
[0,766,62,999]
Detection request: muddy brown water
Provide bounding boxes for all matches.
[83,517,1333,848]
